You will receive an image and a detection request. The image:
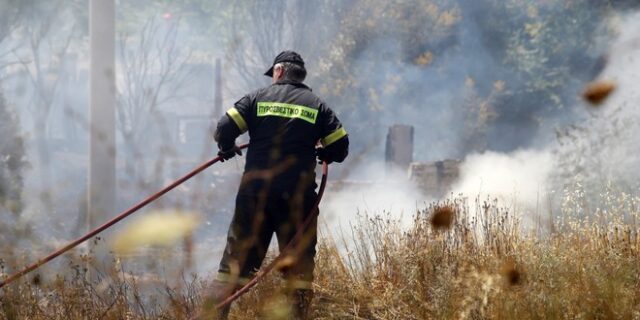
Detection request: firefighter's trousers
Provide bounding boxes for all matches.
[216,184,318,295]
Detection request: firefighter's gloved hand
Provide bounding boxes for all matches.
[218,145,242,162]
[315,147,333,164]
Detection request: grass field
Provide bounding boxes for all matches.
[1,189,640,319]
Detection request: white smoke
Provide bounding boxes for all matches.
[549,12,640,194]
[320,161,426,236]
[449,149,554,218]
[448,11,640,221]
[577,12,640,185]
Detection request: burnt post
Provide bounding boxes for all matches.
[385,124,414,172]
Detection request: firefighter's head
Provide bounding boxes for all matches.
[264,50,306,83]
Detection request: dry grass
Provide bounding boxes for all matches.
[2,191,640,319]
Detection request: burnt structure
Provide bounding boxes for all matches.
[409,160,461,197]
[385,124,460,197]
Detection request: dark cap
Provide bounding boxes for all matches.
[264,50,305,77]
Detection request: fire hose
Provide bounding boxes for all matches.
[0,143,330,304]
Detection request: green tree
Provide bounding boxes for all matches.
[116,17,191,186]
[0,83,26,215]
[9,0,85,206]
[313,0,626,158]
[312,0,462,159]
[0,0,30,216]
[457,0,617,151]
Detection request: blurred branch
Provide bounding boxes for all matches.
[116,17,193,185]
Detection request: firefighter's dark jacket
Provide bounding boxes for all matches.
[214,79,349,193]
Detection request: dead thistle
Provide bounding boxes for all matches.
[583,80,616,105]
[430,205,455,230]
[500,258,521,286]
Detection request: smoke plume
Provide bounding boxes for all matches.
[449,11,640,222]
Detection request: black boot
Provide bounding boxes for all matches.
[290,289,313,320]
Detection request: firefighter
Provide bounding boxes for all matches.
[204,50,349,319]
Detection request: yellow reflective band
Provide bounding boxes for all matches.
[321,127,347,147]
[227,107,248,133]
[216,272,251,285]
[257,102,318,124]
